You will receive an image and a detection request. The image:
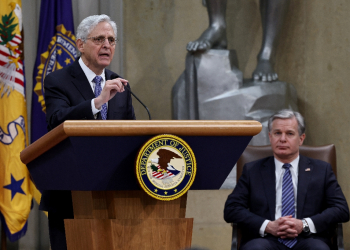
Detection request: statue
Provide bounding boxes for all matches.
[187,0,290,82]
[172,0,298,145]
[173,0,297,189]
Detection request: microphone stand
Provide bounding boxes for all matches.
[124,84,152,120]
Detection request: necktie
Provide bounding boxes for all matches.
[278,163,297,248]
[93,75,107,120]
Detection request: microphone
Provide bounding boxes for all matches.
[111,74,152,120]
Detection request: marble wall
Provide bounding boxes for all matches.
[123,1,208,120]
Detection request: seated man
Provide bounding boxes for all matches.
[224,110,349,250]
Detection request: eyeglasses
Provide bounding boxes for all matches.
[85,36,118,46]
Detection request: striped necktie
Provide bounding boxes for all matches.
[278,163,297,248]
[93,75,107,120]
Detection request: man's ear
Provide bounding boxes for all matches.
[76,39,84,54]
[299,133,306,146]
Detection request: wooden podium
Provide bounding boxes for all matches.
[21,120,261,250]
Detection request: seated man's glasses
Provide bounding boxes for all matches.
[85,36,118,46]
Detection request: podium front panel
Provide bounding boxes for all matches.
[28,135,252,191]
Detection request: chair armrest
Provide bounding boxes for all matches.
[231,223,238,250]
[337,223,344,250]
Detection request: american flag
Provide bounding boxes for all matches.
[0,34,24,97]
[152,165,176,180]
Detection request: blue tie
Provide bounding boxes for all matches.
[93,76,107,120]
[278,163,297,248]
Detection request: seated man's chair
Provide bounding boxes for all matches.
[231,144,343,250]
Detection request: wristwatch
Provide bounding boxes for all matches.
[302,219,310,235]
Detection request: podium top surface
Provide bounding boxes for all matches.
[21,120,261,165]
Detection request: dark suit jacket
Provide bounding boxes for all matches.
[44,59,135,131]
[224,155,349,244]
[40,59,136,213]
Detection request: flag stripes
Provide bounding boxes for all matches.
[152,165,175,179]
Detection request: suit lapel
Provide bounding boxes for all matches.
[70,60,95,100]
[297,155,312,218]
[261,157,276,220]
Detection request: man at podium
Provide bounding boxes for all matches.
[42,14,135,250]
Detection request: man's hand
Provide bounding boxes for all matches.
[265,216,290,237]
[94,78,128,109]
[280,217,303,238]
[265,216,303,238]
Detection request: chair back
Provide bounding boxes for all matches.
[236,144,337,182]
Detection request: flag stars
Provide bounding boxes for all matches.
[174,189,177,193]
[57,49,62,55]
[154,189,158,193]
[164,191,168,195]
[64,58,71,65]
[3,174,26,200]
[8,56,20,69]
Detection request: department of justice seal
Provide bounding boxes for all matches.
[136,135,196,201]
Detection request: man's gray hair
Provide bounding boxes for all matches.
[76,14,117,56]
[268,109,306,135]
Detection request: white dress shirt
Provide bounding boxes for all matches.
[78,58,107,116]
[259,156,316,236]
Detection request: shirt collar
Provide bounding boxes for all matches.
[274,155,300,174]
[78,57,105,83]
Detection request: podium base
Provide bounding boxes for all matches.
[65,218,193,250]
[66,190,192,249]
